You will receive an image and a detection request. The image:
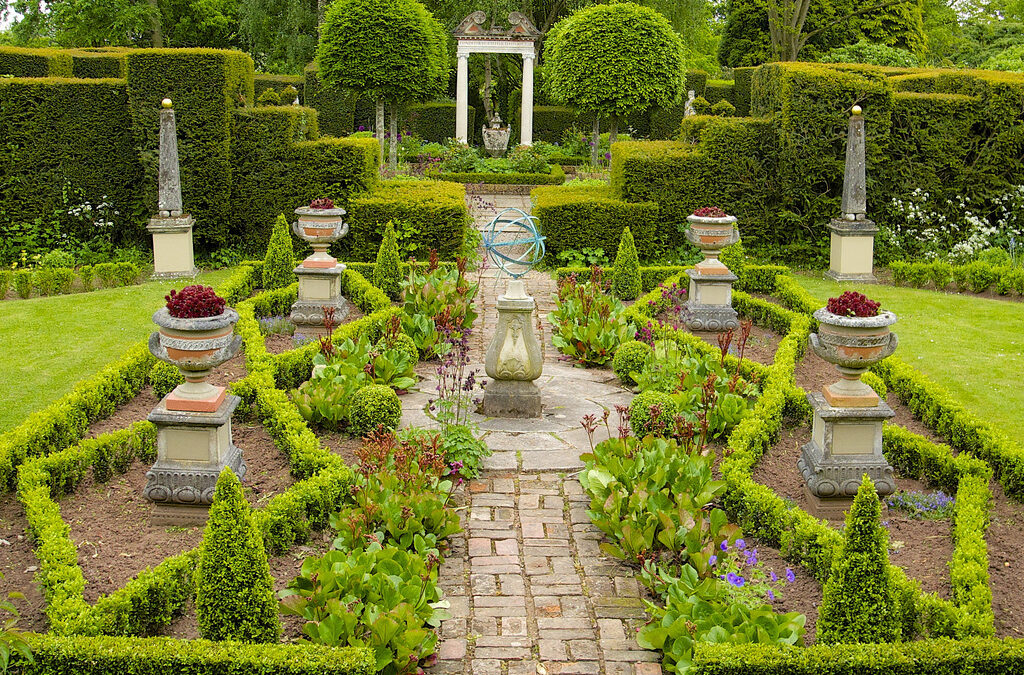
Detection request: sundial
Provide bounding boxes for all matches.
[482,207,546,283]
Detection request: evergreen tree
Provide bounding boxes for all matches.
[262,213,296,290]
[611,227,642,300]
[373,220,402,300]
[195,467,281,643]
[817,475,902,644]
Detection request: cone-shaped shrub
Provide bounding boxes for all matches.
[195,467,281,643]
[263,214,296,290]
[817,474,901,644]
[612,227,641,300]
[373,220,402,300]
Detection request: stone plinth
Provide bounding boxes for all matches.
[290,263,349,334]
[144,394,246,525]
[148,216,197,279]
[685,267,739,332]
[797,391,895,521]
[826,217,878,283]
[482,280,544,418]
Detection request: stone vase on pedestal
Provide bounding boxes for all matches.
[146,307,245,524]
[683,212,740,331]
[290,206,349,334]
[482,280,544,418]
[482,124,512,158]
[797,307,899,521]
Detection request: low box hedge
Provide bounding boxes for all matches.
[431,164,565,185]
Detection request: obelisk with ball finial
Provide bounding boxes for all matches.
[147,98,198,278]
[825,105,877,283]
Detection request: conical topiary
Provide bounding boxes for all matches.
[195,467,281,643]
[816,474,901,644]
[612,226,642,300]
[373,220,402,300]
[262,214,296,290]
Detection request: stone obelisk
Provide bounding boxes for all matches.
[826,105,877,283]
[147,98,197,279]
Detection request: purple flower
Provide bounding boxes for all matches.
[767,589,775,601]
[770,571,778,583]
[785,568,795,583]
[727,574,745,588]
[736,539,746,550]
[720,540,728,552]
[358,125,365,131]
[604,152,611,160]
[709,555,717,565]
[726,572,739,585]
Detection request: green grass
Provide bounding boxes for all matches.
[795,272,1024,445]
[0,270,233,433]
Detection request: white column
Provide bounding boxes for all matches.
[520,52,535,146]
[456,52,469,144]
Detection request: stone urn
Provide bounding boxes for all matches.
[293,206,348,268]
[150,307,241,411]
[482,123,511,158]
[685,212,739,274]
[811,308,898,407]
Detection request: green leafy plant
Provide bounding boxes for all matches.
[263,213,296,290]
[375,315,419,368]
[711,99,737,116]
[817,474,902,644]
[93,262,116,287]
[0,270,10,299]
[0,573,34,674]
[692,95,712,115]
[257,88,282,106]
[612,227,641,300]
[32,267,54,296]
[349,383,402,434]
[39,249,74,268]
[630,390,678,436]
[556,247,609,268]
[508,144,550,174]
[113,261,139,286]
[548,266,636,367]
[612,340,652,387]
[76,264,92,291]
[195,467,281,643]
[401,253,478,357]
[373,220,402,300]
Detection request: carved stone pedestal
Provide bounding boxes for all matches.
[148,215,197,279]
[685,266,739,332]
[144,395,246,525]
[797,392,895,521]
[482,280,543,418]
[826,217,878,283]
[290,264,349,335]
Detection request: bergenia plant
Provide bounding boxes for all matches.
[693,206,728,218]
[826,291,881,318]
[165,285,226,318]
[309,197,334,209]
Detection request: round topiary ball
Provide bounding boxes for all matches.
[349,384,402,434]
[376,332,419,368]
[612,340,652,387]
[630,390,678,437]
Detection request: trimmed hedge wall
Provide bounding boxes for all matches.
[230,107,378,244]
[253,73,304,102]
[532,184,660,261]
[340,179,470,261]
[0,76,145,247]
[403,101,474,143]
[124,48,255,249]
[303,62,356,136]
[70,48,128,78]
[431,164,565,185]
[0,46,72,76]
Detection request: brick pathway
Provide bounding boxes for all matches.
[420,193,659,674]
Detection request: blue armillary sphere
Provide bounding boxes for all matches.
[482,207,546,279]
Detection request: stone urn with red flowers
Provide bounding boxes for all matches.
[150,285,241,412]
[811,291,898,408]
[293,197,348,269]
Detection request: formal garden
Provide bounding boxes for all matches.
[1,0,1024,673]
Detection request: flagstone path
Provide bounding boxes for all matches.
[414,192,660,675]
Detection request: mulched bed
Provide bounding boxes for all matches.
[653,310,784,367]
[987,481,1024,638]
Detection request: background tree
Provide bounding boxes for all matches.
[544,2,684,165]
[318,0,448,173]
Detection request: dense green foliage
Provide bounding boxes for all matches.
[545,3,684,119]
[262,214,296,290]
[611,227,642,300]
[195,468,281,643]
[612,340,652,386]
[349,384,402,434]
[821,39,920,67]
[373,221,402,300]
[817,475,902,644]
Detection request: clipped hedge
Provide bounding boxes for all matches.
[554,265,689,294]
[303,62,356,136]
[253,73,304,102]
[533,184,659,261]
[341,179,470,261]
[403,100,473,143]
[0,46,73,76]
[18,633,374,674]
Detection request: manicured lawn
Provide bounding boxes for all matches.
[795,272,1024,445]
[0,270,233,433]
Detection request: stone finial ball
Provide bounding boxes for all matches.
[161,98,173,109]
[851,105,863,116]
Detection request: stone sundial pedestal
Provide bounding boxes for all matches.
[482,279,543,418]
[289,204,349,335]
[798,306,899,521]
[148,98,198,279]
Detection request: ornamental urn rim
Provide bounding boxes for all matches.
[153,306,239,332]
[813,307,897,329]
[294,206,347,217]
[687,213,737,226]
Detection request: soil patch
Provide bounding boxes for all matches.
[315,430,362,467]
[0,495,48,632]
[987,480,1024,638]
[264,333,297,355]
[651,310,783,366]
[756,542,822,645]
